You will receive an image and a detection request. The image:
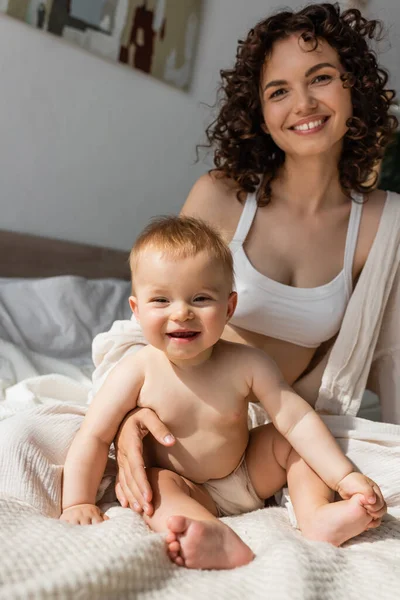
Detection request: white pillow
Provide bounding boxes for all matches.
[0,276,131,364]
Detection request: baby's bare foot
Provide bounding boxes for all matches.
[166,516,254,570]
[301,494,380,547]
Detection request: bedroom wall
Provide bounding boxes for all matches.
[356,0,400,94]
[0,0,399,250]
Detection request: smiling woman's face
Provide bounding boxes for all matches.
[260,34,353,159]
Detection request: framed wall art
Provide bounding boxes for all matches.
[0,1,203,91]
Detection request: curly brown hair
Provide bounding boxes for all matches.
[204,2,398,205]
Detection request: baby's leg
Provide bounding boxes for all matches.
[245,425,378,546]
[245,423,292,499]
[286,451,379,546]
[143,467,254,569]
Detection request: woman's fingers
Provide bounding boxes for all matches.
[117,460,144,511]
[115,418,151,506]
[139,408,176,448]
[127,410,175,512]
[132,463,153,508]
[126,469,147,512]
[115,407,175,513]
[115,474,128,508]
[128,467,154,515]
[122,409,173,505]
[121,437,153,506]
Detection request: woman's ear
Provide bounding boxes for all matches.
[129,296,139,320]
[261,123,270,135]
[226,291,238,321]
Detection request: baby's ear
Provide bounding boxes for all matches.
[129,296,139,320]
[226,291,238,321]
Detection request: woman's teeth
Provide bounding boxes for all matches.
[293,118,326,131]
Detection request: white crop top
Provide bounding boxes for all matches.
[229,191,363,348]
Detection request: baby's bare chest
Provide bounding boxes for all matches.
[137,370,248,434]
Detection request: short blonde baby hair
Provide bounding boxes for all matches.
[129,215,234,290]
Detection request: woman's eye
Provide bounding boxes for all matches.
[269,88,287,100]
[312,74,333,85]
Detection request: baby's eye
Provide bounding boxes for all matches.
[151,298,169,304]
[269,88,287,100]
[311,74,333,85]
[194,296,211,303]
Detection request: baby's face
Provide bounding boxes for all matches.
[130,249,236,366]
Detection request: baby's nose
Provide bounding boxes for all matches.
[171,303,194,321]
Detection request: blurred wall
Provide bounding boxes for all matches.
[0,1,398,249]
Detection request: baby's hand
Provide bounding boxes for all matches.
[60,504,109,525]
[337,472,387,519]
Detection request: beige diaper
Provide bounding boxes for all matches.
[202,455,264,517]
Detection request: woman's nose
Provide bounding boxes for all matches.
[293,86,318,114]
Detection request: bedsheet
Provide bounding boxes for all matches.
[1,338,400,600]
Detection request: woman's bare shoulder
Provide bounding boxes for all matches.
[180,171,243,242]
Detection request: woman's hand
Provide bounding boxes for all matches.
[114,407,175,516]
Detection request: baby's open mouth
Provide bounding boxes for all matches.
[167,331,200,339]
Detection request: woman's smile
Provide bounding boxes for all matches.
[289,115,330,134]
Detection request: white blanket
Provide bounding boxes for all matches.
[1,339,400,599]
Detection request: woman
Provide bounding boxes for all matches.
[93,2,399,515]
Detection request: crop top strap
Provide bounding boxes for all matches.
[229,191,258,252]
[343,194,364,298]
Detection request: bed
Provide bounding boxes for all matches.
[0,230,399,600]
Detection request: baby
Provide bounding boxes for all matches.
[61,216,386,570]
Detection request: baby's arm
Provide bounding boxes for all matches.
[250,351,383,508]
[61,355,144,523]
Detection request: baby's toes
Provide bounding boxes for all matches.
[165,531,177,544]
[168,540,180,553]
[174,555,185,567]
[366,518,381,530]
[366,505,386,520]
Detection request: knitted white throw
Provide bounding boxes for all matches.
[1,339,400,599]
